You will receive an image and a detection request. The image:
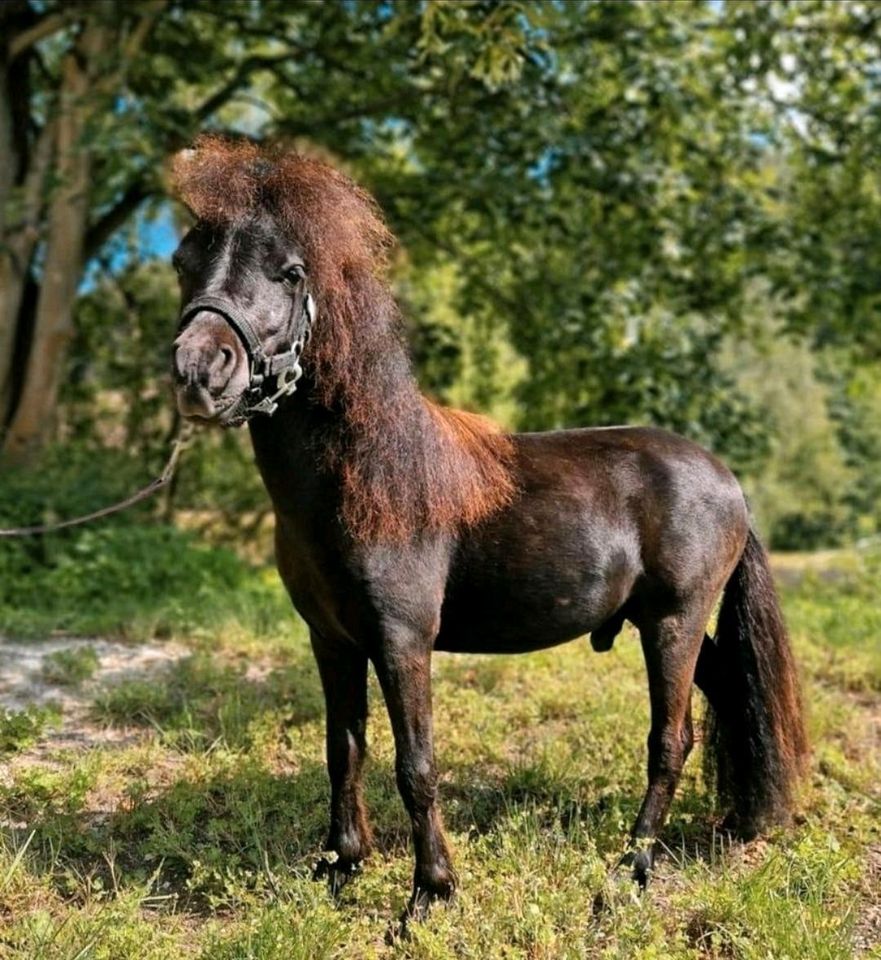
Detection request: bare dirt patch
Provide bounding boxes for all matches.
[0,636,188,758]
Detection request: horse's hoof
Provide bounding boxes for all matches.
[312,856,360,897]
[593,843,654,912]
[386,883,453,941]
[592,864,641,914]
[629,848,653,889]
[720,811,761,841]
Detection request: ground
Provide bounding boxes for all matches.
[0,552,878,959]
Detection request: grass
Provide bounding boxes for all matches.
[40,646,100,687]
[0,548,878,958]
[0,706,61,757]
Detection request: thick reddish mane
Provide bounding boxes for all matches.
[171,136,515,541]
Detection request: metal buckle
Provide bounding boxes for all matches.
[276,361,302,396]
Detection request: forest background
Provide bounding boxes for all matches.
[2,0,881,576]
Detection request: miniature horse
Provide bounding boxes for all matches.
[169,137,807,923]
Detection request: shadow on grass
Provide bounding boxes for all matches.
[441,756,727,869]
[1,759,333,914]
[1,648,732,914]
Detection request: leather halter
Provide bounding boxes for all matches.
[177,290,316,423]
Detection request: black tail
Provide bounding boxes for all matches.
[702,527,808,836]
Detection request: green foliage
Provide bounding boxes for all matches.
[0,449,289,637]
[723,315,857,549]
[0,0,866,548]
[0,520,283,638]
[40,646,100,687]
[0,706,61,756]
[31,1,875,548]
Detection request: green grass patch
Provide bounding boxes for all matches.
[0,705,61,757]
[0,521,291,641]
[40,645,100,686]
[0,548,877,956]
[783,549,881,692]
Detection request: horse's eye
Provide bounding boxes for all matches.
[283,265,304,286]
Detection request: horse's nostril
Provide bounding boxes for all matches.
[172,344,190,383]
[207,345,236,388]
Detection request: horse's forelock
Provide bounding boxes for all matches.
[170,136,393,282]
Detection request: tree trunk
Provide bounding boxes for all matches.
[2,26,105,461]
[0,55,21,425]
[0,3,40,431]
[0,3,173,460]
[0,116,54,427]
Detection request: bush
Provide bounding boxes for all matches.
[0,706,61,756]
[0,448,288,638]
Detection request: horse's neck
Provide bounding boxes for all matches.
[247,390,342,520]
[247,374,425,524]
[248,351,512,544]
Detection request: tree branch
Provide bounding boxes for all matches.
[122,0,169,62]
[83,182,154,262]
[195,51,301,121]
[8,10,75,61]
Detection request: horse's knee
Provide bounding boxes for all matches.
[396,756,437,814]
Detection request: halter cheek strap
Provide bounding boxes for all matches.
[177,291,316,421]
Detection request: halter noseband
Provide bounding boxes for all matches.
[177,291,316,423]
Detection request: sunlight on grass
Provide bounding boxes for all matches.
[0,557,878,957]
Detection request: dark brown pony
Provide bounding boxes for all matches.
[169,137,808,925]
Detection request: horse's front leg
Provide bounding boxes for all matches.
[311,632,372,894]
[373,631,456,925]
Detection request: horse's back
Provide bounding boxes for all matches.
[436,425,748,653]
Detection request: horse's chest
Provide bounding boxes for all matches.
[274,529,361,640]
[274,527,451,644]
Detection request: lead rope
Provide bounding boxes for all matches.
[0,423,194,538]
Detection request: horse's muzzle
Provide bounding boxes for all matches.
[172,311,249,422]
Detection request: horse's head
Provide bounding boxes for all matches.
[171,213,315,426]
[169,136,394,426]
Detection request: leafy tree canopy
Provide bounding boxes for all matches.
[2,0,880,547]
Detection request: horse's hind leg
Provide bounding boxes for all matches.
[311,633,372,894]
[627,608,707,886]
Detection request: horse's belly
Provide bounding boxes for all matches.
[434,615,590,654]
[436,552,635,654]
